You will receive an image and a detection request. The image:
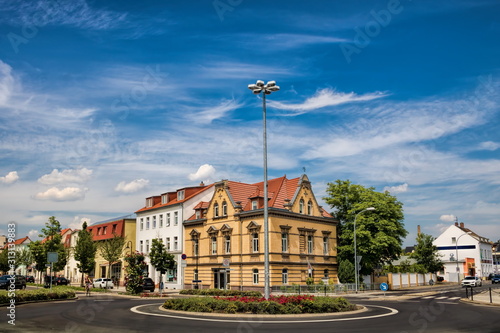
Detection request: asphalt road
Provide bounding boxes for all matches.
[1,287,499,333]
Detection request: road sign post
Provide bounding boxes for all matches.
[380,282,389,298]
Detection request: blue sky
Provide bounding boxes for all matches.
[0,0,499,246]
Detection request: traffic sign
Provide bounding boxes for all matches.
[222,258,230,267]
[380,282,389,291]
[181,253,187,260]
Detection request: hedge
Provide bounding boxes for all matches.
[0,287,76,304]
[179,288,262,297]
[163,295,356,314]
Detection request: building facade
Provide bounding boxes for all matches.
[183,174,338,291]
[135,184,214,290]
[434,222,494,282]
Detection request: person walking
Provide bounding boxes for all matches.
[85,277,92,296]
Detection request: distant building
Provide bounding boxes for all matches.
[433,222,493,282]
[493,241,500,274]
[2,236,32,275]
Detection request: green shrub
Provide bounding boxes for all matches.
[179,289,261,297]
[0,288,76,304]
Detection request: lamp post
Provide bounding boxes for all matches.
[353,207,375,293]
[456,232,471,284]
[125,240,133,255]
[248,80,280,300]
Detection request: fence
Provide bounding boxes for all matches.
[271,283,381,295]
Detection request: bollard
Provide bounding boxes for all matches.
[490,288,492,303]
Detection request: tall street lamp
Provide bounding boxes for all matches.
[456,232,472,284]
[354,207,376,293]
[248,80,280,300]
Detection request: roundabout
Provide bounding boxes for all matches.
[130,303,399,323]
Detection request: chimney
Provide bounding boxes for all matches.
[460,222,464,228]
[199,181,205,186]
[455,222,458,227]
[417,225,421,235]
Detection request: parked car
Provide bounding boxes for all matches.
[142,277,155,292]
[25,275,35,283]
[0,275,27,290]
[93,278,114,289]
[491,274,500,284]
[54,277,69,286]
[461,276,482,287]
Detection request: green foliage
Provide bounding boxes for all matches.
[39,216,68,272]
[305,277,314,285]
[99,233,125,281]
[149,238,175,286]
[410,233,444,273]
[323,180,407,275]
[0,248,10,273]
[162,296,355,314]
[0,287,76,304]
[74,221,97,279]
[124,252,147,294]
[338,259,355,283]
[179,289,262,297]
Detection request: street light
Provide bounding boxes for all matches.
[248,80,280,300]
[456,232,472,284]
[125,240,133,255]
[353,207,376,293]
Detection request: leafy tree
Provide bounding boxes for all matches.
[338,259,355,283]
[98,233,125,286]
[40,216,67,272]
[0,249,10,273]
[28,240,47,283]
[324,180,407,275]
[149,238,175,290]
[410,233,444,273]
[124,252,147,294]
[74,221,97,286]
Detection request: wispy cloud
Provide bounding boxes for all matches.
[190,99,244,124]
[268,88,388,115]
[199,62,293,79]
[38,168,93,185]
[478,141,500,151]
[384,183,409,194]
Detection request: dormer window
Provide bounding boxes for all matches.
[146,198,153,207]
[177,190,185,201]
[161,194,167,204]
[195,210,201,219]
[252,200,258,210]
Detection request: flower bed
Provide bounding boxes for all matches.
[163,294,356,314]
[140,292,170,298]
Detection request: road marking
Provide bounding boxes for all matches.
[130,304,398,323]
[421,296,435,299]
[435,296,448,299]
[448,297,460,300]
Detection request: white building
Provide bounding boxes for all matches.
[135,183,214,290]
[433,222,493,282]
[64,229,81,284]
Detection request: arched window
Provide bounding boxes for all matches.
[299,199,304,214]
[307,200,312,215]
[214,203,219,217]
[222,201,227,216]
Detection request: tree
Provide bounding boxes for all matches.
[0,249,10,273]
[411,233,444,273]
[338,259,355,283]
[28,241,47,283]
[324,180,408,275]
[124,252,147,294]
[149,238,176,291]
[40,216,68,272]
[74,221,97,286]
[98,234,125,286]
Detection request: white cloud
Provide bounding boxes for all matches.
[114,179,149,194]
[0,60,15,106]
[384,183,408,193]
[28,229,39,240]
[268,88,388,115]
[0,171,19,184]
[478,141,500,151]
[38,168,93,185]
[440,214,456,222]
[33,187,87,201]
[69,216,91,230]
[188,164,216,182]
[194,99,243,124]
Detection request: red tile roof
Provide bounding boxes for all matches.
[87,219,128,241]
[136,184,214,213]
[3,236,31,249]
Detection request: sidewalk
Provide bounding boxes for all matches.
[462,288,500,306]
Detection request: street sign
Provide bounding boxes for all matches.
[47,252,58,263]
[192,280,202,283]
[181,253,187,260]
[356,256,362,265]
[222,258,230,267]
[181,260,187,267]
[380,283,389,291]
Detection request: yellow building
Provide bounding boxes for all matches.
[87,214,136,286]
[183,174,338,291]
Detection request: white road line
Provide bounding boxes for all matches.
[421,296,435,299]
[435,296,448,299]
[448,297,460,300]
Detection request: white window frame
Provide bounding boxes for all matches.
[153,215,157,229]
[323,236,329,255]
[307,235,313,254]
[252,200,258,210]
[282,269,288,284]
[253,269,259,284]
[211,236,217,255]
[252,233,259,253]
[146,239,149,253]
[146,217,150,230]
[140,240,143,253]
[174,212,178,226]
[225,235,231,254]
[140,218,144,231]
[159,214,163,228]
[166,237,171,251]
[174,236,178,251]
[167,213,171,227]
[281,232,288,253]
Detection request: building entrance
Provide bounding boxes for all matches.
[213,268,230,289]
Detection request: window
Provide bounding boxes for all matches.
[140,218,144,231]
[299,199,304,214]
[452,237,456,244]
[281,233,289,253]
[152,216,157,229]
[194,269,199,281]
[225,236,231,254]
[307,200,312,215]
[146,217,150,230]
[161,194,167,204]
[252,200,258,210]
[112,224,117,234]
[307,235,313,254]
[140,240,143,253]
[282,269,288,284]
[174,236,178,251]
[252,233,259,253]
[195,210,201,219]
[323,237,329,255]
[214,203,219,217]
[211,236,217,255]
[324,269,329,279]
[159,214,163,228]
[166,213,171,227]
[103,226,107,235]
[177,190,185,201]
[193,239,199,256]
[97,227,101,235]
[222,201,227,216]
[253,269,259,284]
[174,212,178,226]
[146,240,149,253]
[166,237,171,251]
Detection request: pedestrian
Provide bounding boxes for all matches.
[85,277,92,296]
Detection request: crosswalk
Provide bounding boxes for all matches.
[405,295,461,303]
